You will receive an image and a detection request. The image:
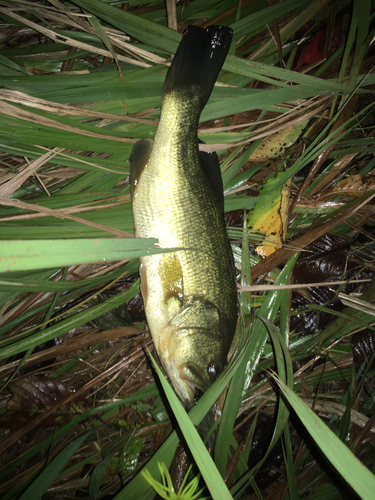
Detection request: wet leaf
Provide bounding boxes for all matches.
[249,172,291,257]
[293,234,350,283]
[289,286,337,336]
[224,209,244,228]
[332,173,375,198]
[0,376,87,428]
[351,329,375,372]
[290,235,356,336]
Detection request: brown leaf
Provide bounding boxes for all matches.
[332,174,375,198]
[352,330,375,372]
[0,376,87,429]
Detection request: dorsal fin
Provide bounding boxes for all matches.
[130,140,153,199]
[199,149,224,213]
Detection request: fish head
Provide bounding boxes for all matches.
[161,299,228,406]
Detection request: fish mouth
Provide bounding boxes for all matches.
[179,364,208,404]
[179,378,196,406]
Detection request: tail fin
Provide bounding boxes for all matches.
[162,25,232,108]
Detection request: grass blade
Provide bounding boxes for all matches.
[274,377,375,500]
[18,430,91,500]
[149,352,233,500]
[0,238,173,273]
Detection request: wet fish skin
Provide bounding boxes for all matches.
[131,25,238,405]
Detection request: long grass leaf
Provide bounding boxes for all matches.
[18,430,91,500]
[149,352,233,500]
[274,377,375,500]
[0,238,173,273]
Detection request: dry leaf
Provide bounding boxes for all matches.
[332,174,375,197]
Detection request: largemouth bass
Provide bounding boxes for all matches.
[130,25,238,406]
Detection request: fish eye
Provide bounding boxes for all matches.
[207,363,220,378]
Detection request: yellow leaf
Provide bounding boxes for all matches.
[250,175,292,257]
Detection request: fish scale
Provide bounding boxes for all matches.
[131,25,238,405]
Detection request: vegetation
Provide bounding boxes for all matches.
[0,0,375,499]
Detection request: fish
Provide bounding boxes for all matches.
[130,25,238,406]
